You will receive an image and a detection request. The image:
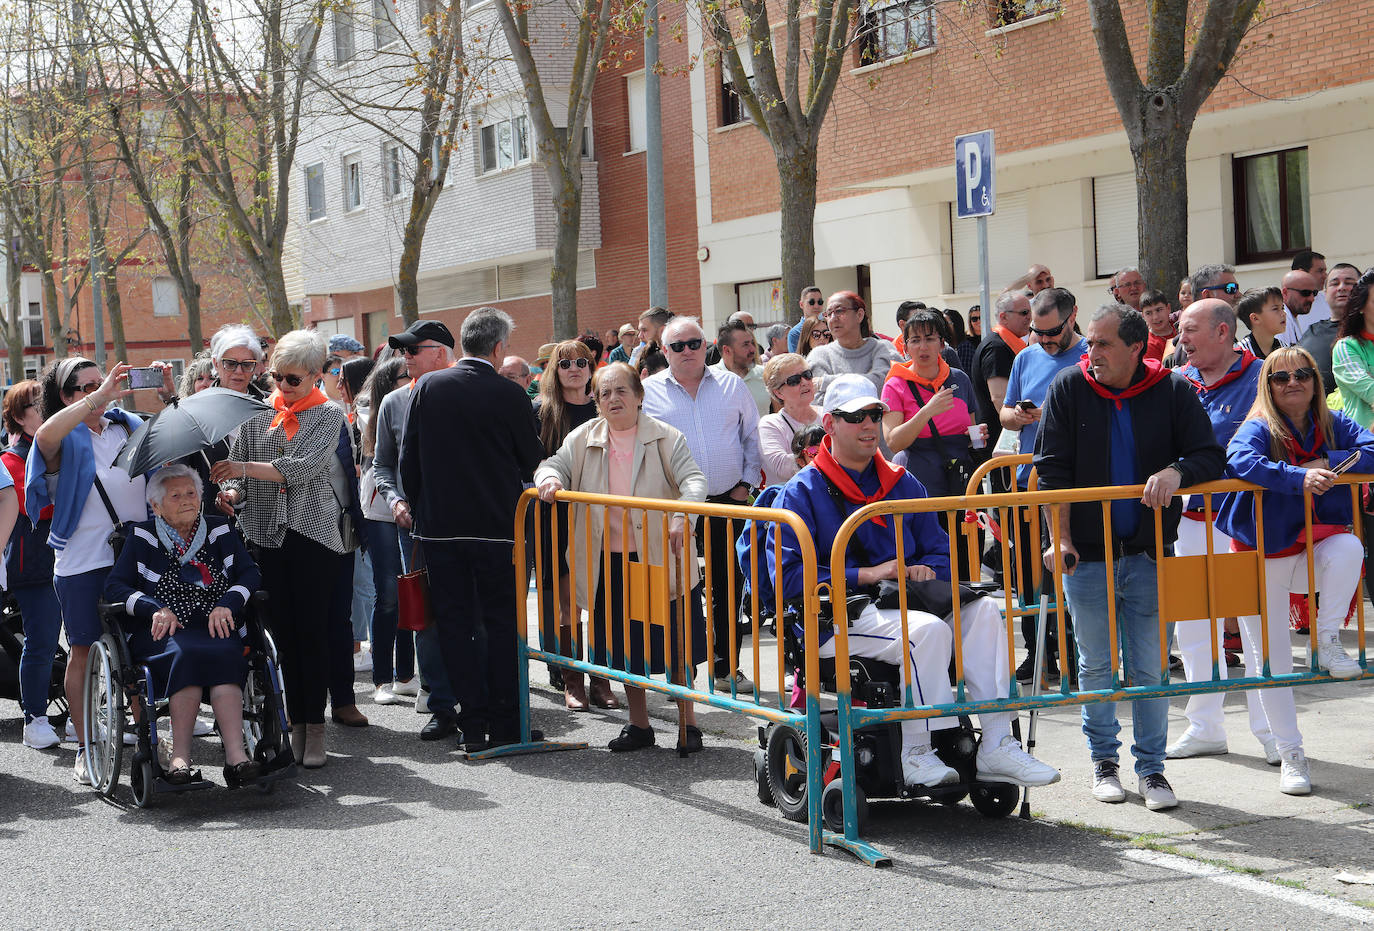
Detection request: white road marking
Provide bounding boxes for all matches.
[1122,848,1374,924]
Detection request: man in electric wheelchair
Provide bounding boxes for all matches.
[764,374,1060,791]
[90,464,293,801]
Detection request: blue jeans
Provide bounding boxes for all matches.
[351,547,375,642]
[362,519,414,686]
[398,524,454,711]
[1061,554,1168,777]
[14,582,62,721]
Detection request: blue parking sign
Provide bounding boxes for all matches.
[955,130,995,219]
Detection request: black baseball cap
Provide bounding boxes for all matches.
[388,320,454,350]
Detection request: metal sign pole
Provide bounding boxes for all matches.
[977,215,990,322]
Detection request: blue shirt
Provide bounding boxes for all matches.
[1004,337,1088,486]
[1179,351,1262,513]
[641,365,762,496]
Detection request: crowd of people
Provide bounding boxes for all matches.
[3,249,1372,812]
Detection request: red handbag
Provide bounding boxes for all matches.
[397,541,430,632]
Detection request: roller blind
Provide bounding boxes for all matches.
[951,189,1028,294]
[1093,172,1138,278]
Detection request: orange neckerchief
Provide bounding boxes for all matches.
[994,325,1027,354]
[886,356,950,393]
[269,387,329,440]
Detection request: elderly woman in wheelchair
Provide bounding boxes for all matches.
[103,463,265,788]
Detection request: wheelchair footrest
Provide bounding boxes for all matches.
[154,774,214,794]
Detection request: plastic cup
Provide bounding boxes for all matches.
[968,425,986,449]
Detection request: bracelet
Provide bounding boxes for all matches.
[83,396,96,412]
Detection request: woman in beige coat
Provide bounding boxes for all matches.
[536,363,708,753]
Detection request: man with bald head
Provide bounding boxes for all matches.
[1280,269,1320,345]
[1008,264,1056,295]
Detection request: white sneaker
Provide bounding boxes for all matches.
[64,720,79,743]
[712,671,754,695]
[1165,731,1228,759]
[392,677,420,697]
[1318,636,1361,679]
[373,684,404,705]
[901,746,959,787]
[1279,749,1312,795]
[353,649,373,673]
[23,716,61,750]
[1259,736,1281,766]
[976,735,1061,787]
[415,689,430,714]
[1139,773,1178,811]
[1092,759,1126,803]
[193,717,214,737]
[73,748,91,785]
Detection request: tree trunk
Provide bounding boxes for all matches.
[42,271,65,360]
[396,184,438,326]
[103,264,128,364]
[549,163,583,340]
[259,250,294,337]
[1131,98,1192,301]
[777,142,818,324]
[184,282,204,353]
[4,232,22,378]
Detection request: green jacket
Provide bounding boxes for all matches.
[1331,335,1374,429]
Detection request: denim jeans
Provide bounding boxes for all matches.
[362,518,415,686]
[351,547,375,642]
[14,582,62,721]
[398,523,454,711]
[1062,554,1168,777]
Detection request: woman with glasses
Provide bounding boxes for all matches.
[27,359,147,784]
[758,353,821,484]
[798,317,831,354]
[1217,347,1374,794]
[534,339,620,711]
[805,291,904,404]
[211,330,355,770]
[1330,270,1374,429]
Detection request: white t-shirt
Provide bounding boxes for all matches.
[48,421,148,577]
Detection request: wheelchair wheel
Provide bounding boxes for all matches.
[765,723,810,823]
[821,777,868,834]
[754,749,774,805]
[971,782,1020,818]
[129,757,154,809]
[243,629,285,764]
[83,634,125,797]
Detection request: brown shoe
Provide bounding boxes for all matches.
[303,723,326,769]
[588,676,621,710]
[331,704,369,727]
[564,674,589,711]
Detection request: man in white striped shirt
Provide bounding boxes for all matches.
[642,316,762,694]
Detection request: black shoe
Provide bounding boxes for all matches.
[223,760,263,788]
[609,724,655,752]
[420,712,459,741]
[676,724,703,754]
[1015,654,1037,683]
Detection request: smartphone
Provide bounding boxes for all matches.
[1332,451,1361,474]
[127,366,162,390]
[1016,400,1037,412]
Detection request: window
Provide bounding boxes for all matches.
[719,40,754,127]
[373,0,400,48]
[626,71,646,152]
[951,189,1029,293]
[1234,147,1310,263]
[990,0,1058,26]
[304,162,326,220]
[293,22,319,78]
[382,142,404,198]
[334,10,355,63]
[343,154,363,211]
[21,300,43,349]
[859,0,935,64]
[157,358,186,382]
[151,276,180,317]
[1093,173,1138,278]
[479,115,530,173]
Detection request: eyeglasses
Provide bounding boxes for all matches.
[667,338,703,353]
[822,306,854,319]
[1029,318,1070,338]
[1286,288,1318,298]
[1267,367,1315,385]
[557,357,590,370]
[779,369,813,389]
[1199,282,1240,296]
[400,343,443,357]
[811,331,831,342]
[219,358,258,373]
[1008,308,1031,317]
[269,371,305,387]
[832,408,884,424]
[69,382,100,395]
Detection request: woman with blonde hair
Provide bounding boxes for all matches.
[757,353,820,484]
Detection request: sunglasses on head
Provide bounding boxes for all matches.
[1267,367,1315,385]
[832,407,884,424]
[667,338,703,353]
[1030,318,1070,338]
[269,371,305,387]
[557,357,590,370]
[780,368,814,388]
[1199,281,1240,296]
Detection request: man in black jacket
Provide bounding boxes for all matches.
[1033,304,1224,813]
[400,307,546,751]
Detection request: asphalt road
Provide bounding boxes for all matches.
[3,678,1369,929]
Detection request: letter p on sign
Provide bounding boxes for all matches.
[954,130,995,219]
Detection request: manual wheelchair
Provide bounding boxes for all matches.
[82,591,295,806]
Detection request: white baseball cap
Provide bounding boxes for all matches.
[824,374,889,414]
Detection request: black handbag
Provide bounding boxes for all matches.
[905,380,973,491]
[872,577,984,618]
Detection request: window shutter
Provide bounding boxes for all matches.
[1093,173,1138,278]
[951,189,1028,294]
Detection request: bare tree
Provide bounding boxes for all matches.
[1088,0,1262,294]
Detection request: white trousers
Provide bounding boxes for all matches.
[820,596,1011,749]
[1172,518,1271,745]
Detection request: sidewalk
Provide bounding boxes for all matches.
[525,587,1374,902]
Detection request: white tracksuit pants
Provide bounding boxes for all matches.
[819,595,1011,749]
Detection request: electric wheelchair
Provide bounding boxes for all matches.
[83,591,295,806]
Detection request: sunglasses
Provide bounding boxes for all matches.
[1267,367,1315,385]
[328,367,341,377]
[269,371,305,387]
[811,331,831,341]
[219,358,258,373]
[69,382,100,395]
[1199,281,1241,295]
[1030,318,1070,338]
[1286,288,1318,298]
[667,338,704,353]
[832,408,884,424]
[558,357,590,370]
[779,368,814,389]
[805,298,824,306]
[400,343,442,357]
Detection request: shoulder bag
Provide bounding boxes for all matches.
[397,540,429,632]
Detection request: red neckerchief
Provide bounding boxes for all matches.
[1180,349,1257,394]
[167,517,213,586]
[813,435,904,527]
[994,325,1027,354]
[269,387,329,440]
[1077,356,1170,410]
[1360,331,1374,343]
[1281,415,1324,465]
[884,356,949,392]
